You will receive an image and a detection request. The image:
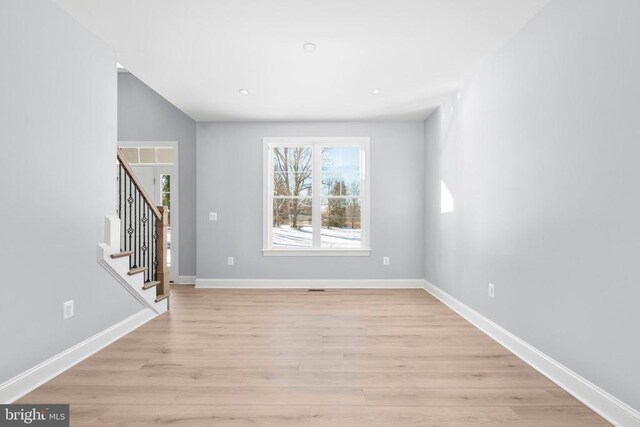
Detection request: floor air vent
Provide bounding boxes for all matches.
[308,289,325,292]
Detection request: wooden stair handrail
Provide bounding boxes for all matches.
[117,148,162,220]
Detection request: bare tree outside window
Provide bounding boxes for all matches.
[272,147,313,247]
[269,142,365,250]
[320,146,362,248]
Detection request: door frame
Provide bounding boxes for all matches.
[118,141,179,283]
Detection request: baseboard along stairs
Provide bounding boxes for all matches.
[98,215,169,314]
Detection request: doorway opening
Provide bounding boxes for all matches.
[118,142,179,283]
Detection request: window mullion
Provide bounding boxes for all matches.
[312,144,321,248]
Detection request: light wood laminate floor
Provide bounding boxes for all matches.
[19,286,608,426]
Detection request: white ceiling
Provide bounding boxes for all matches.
[55,0,549,122]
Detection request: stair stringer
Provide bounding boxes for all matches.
[97,215,168,314]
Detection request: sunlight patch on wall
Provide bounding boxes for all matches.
[441,180,454,213]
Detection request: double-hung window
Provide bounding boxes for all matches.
[263,137,370,256]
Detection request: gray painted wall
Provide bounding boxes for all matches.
[197,122,424,280]
[424,0,640,410]
[0,0,144,384]
[118,73,197,276]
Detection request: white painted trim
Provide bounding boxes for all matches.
[263,137,371,144]
[104,214,119,248]
[195,279,424,289]
[97,244,152,309]
[262,249,371,257]
[176,275,196,285]
[422,280,640,427]
[0,309,157,404]
[118,141,178,147]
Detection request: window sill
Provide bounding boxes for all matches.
[262,248,372,257]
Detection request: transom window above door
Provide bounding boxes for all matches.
[120,146,176,165]
[263,137,370,256]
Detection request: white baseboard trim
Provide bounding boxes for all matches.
[0,309,157,404]
[422,280,640,427]
[195,278,425,289]
[176,275,196,285]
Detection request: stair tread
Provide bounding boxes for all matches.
[142,281,161,290]
[110,251,133,259]
[127,266,147,276]
[155,293,170,303]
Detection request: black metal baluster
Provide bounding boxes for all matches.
[122,167,125,252]
[141,203,146,282]
[134,191,138,270]
[140,193,147,282]
[118,164,122,250]
[133,187,140,267]
[140,192,143,275]
[148,206,153,282]
[122,173,127,252]
[149,215,153,282]
[123,167,127,254]
[152,219,158,282]
[144,198,148,282]
[122,172,126,252]
[150,218,154,282]
[127,175,133,270]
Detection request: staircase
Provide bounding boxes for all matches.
[97,149,170,314]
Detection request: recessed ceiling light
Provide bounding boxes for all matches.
[371,88,382,95]
[303,42,317,52]
[238,89,249,95]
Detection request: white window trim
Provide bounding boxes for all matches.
[262,137,371,256]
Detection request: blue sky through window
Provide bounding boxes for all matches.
[322,146,361,195]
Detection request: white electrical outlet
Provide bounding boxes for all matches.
[227,256,234,266]
[488,283,495,298]
[383,256,390,265]
[209,212,218,221]
[63,300,74,319]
